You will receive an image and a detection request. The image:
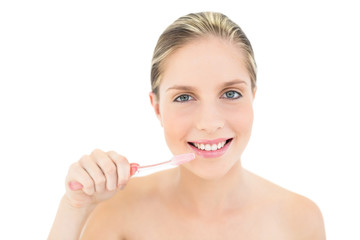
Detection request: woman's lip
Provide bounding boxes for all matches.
[187,137,232,145]
[187,138,233,158]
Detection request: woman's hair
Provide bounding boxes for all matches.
[150,11,257,99]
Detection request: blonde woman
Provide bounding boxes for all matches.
[49,12,326,239]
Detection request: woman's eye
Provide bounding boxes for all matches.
[174,94,193,102]
[221,90,242,99]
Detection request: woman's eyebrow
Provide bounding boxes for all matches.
[166,79,248,92]
[166,85,197,92]
[222,79,248,87]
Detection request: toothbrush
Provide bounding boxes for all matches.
[130,153,195,176]
[69,153,195,191]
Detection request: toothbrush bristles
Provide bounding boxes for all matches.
[171,153,195,165]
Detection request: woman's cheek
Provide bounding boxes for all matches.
[229,101,253,124]
[231,105,254,144]
[163,103,196,127]
[162,105,194,152]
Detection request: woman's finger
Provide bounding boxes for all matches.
[107,151,130,188]
[91,149,118,191]
[79,154,107,193]
[67,162,95,195]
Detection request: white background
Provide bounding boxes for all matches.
[1,0,359,239]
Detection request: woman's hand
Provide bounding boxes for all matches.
[64,149,138,209]
[48,149,138,239]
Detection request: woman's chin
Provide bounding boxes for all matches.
[180,161,237,181]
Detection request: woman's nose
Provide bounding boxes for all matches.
[195,103,224,133]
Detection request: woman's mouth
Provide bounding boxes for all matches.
[188,138,232,151]
[187,138,233,158]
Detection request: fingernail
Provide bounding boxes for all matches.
[69,181,83,190]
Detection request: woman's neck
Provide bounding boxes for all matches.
[173,160,248,217]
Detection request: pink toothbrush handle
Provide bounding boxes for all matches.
[68,163,140,191]
[130,163,140,176]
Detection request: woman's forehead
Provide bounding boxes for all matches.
[159,37,251,91]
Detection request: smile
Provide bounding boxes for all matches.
[187,138,233,158]
[188,138,232,151]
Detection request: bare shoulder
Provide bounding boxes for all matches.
[80,170,169,239]
[244,169,326,239]
[282,192,326,239]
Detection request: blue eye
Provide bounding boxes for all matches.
[174,94,193,102]
[222,90,242,99]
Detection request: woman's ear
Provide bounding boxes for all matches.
[252,86,257,101]
[149,92,163,126]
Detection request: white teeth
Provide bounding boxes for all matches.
[205,144,211,151]
[192,141,227,151]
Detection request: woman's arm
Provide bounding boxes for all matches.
[48,195,96,240]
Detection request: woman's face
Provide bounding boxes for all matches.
[150,36,256,179]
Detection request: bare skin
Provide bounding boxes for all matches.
[81,164,325,239]
[49,36,326,239]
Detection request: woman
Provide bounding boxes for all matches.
[49,12,326,239]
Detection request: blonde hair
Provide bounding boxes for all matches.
[151,12,257,98]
